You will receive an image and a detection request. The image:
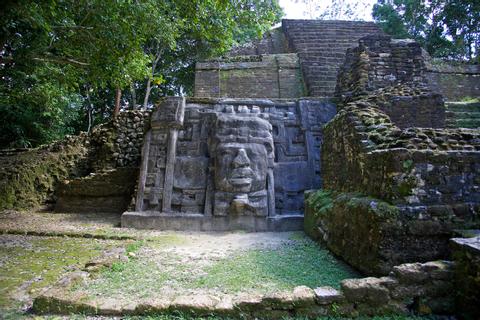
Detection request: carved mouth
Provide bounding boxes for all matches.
[229,177,252,186]
[230,168,254,186]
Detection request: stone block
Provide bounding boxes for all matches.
[170,294,220,314]
[233,293,263,311]
[135,297,171,315]
[392,263,429,284]
[292,285,316,307]
[341,277,397,305]
[313,286,344,305]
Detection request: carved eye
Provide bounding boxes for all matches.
[219,150,230,157]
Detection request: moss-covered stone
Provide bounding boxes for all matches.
[0,135,90,210]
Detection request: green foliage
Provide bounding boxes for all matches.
[0,1,283,148]
[402,159,413,170]
[373,0,480,60]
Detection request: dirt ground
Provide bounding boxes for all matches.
[0,210,358,319]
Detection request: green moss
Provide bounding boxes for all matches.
[402,159,413,170]
[460,97,480,103]
[305,189,333,218]
[397,175,418,197]
[0,235,116,310]
[344,194,399,219]
[307,190,398,220]
[0,137,89,210]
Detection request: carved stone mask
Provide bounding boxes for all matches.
[215,142,268,193]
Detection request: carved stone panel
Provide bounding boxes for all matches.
[134,98,335,222]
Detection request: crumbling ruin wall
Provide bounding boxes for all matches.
[306,35,480,275]
[227,27,289,56]
[451,236,480,319]
[0,110,150,212]
[0,135,90,210]
[34,258,456,317]
[196,19,383,99]
[54,110,150,213]
[194,54,305,98]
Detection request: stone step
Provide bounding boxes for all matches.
[445,118,480,129]
[446,111,480,119]
[282,20,382,97]
[445,101,480,128]
[54,168,138,213]
[445,102,480,112]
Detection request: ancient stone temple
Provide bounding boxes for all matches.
[120,19,388,231]
[122,97,335,231]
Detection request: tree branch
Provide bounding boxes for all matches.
[32,56,89,66]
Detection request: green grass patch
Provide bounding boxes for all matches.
[193,237,359,292]
[79,234,359,300]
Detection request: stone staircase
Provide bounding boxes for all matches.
[54,168,138,213]
[445,101,480,129]
[282,19,382,97]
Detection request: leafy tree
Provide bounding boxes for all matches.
[0,0,283,148]
[372,0,480,60]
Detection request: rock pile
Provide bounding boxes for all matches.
[112,110,150,167]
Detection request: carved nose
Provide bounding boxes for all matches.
[233,149,250,168]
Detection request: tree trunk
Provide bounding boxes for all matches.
[86,90,94,133]
[143,45,162,109]
[114,87,122,117]
[143,78,152,109]
[130,83,137,109]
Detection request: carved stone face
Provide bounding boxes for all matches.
[215,142,268,193]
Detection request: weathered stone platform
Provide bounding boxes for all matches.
[121,211,303,232]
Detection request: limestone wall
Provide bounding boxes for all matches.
[322,102,480,206]
[305,190,476,275]
[451,236,480,319]
[194,54,305,98]
[426,60,480,101]
[336,35,427,99]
